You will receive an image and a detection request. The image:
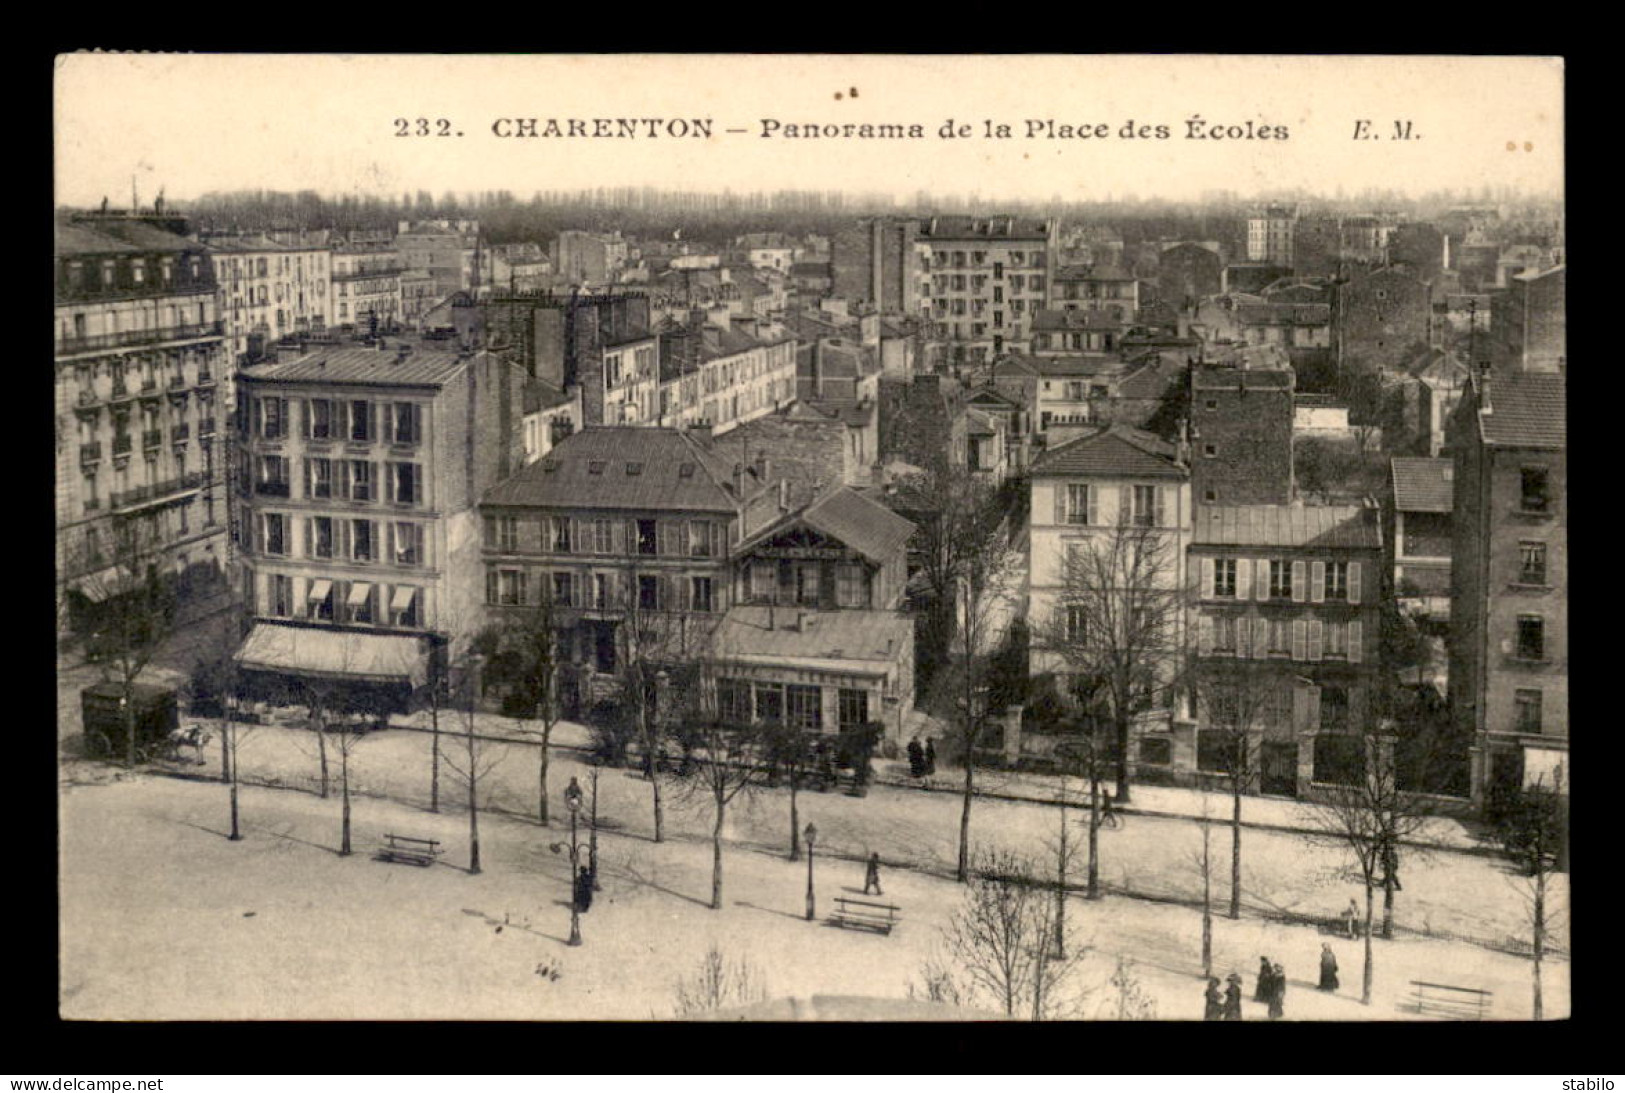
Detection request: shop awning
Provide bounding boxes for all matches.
[234,623,427,688]
[346,582,373,606]
[389,586,416,612]
[307,579,333,604]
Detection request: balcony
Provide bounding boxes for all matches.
[172,422,190,442]
[55,320,226,355]
[76,390,99,408]
[255,481,292,499]
[199,419,216,437]
[143,429,163,450]
[112,434,133,456]
[109,470,210,511]
[168,373,187,389]
[79,442,102,465]
[140,377,158,393]
[110,382,132,402]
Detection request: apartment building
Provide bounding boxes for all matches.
[1049,265,1140,320]
[204,234,333,366]
[1190,363,1295,506]
[654,319,798,434]
[919,216,1056,367]
[331,244,403,333]
[55,209,232,629]
[231,340,526,700]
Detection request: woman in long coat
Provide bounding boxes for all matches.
[1254,956,1273,1002]
[1223,973,1244,1021]
[1267,962,1286,1020]
[1203,978,1224,1020]
[1318,943,1339,991]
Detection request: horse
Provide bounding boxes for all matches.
[165,724,213,766]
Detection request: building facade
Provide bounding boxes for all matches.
[55,211,232,628]
[1189,363,1295,506]
[204,234,334,366]
[331,245,403,333]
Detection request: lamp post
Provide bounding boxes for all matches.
[588,762,601,891]
[565,776,584,947]
[804,821,818,921]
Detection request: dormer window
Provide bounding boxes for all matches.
[626,462,643,476]
[588,461,606,475]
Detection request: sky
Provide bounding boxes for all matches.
[53,54,1564,208]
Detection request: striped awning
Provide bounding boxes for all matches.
[389,586,416,611]
[234,623,427,688]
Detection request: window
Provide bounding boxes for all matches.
[690,576,714,613]
[310,516,335,559]
[348,583,375,625]
[257,398,288,440]
[1268,618,1291,655]
[1515,689,1543,734]
[552,572,575,607]
[303,457,332,500]
[689,521,711,557]
[1324,620,1349,659]
[755,684,784,725]
[1213,559,1237,598]
[391,402,420,445]
[1131,485,1164,527]
[637,519,657,555]
[308,399,334,440]
[639,575,661,611]
[1065,605,1087,644]
[594,519,615,555]
[309,580,335,622]
[1320,685,1350,733]
[1065,483,1092,525]
[1516,615,1545,660]
[1213,615,1238,652]
[256,456,290,497]
[1324,561,1349,601]
[839,688,869,728]
[1269,560,1293,599]
[393,522,423,566]
[751,562,776,602]
[352,520,376,563]
[349,460,373,502]
[1519,541,1548,585]
[270,574,292,618]
[1203,443,1218,458]
[719,679,752,724]
[795,564,820,606]
[262,513,287,556]
[391,462,420,505]
[592,573,610,609]
[552,516,572,553]
[787,685,822,730]
[836,565,866,608]
[1520,467,1551,513]
[487,569,525,606]
[349,400,372,442]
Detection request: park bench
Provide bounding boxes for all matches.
[830,896,902,936]
[376,833,443,868]
[1403,980,1492,1021]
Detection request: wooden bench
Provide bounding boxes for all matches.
[830,896,902,936]
[1403,980,1492,1021]
[376,834,443,868]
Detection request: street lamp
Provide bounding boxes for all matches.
[588,761,601,892]
[565,776,584,947]
[804,821,818,921]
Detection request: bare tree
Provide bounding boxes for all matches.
[763,720,816,861]
[67,514,180,769]
[1302,727,1437,1004]
[905,466,1022,883]
[439,653,509,874]
[936,849,1085,1020]
[473,595,562,827]
[1053,712,1113,902]
[1194,660,1274,920]
[1098,956,1159,1021]
[670,944,769,1018]
[1033,511,1184,805]
[1499,766,1568,1020]
[189,626,257,842]
[672,663,772,910]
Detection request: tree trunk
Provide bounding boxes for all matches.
[1114,710,1132,804]
[1087,766,1101,900]
[429,691,441,813]
[788,775,801,862]
[1532,871,1545,1020]
[1361,880,1375,1005]
[467,716,481,875]
[221,720,232,784]
[339,746,352,856]
[316,723,329,800]
[957,757,974,883]
[227,728,242,841]
[538,721,551,827]
[1202,819,1213,976]
[1229,779,1243,920]
[1054,792,1069,960]
[711,798,725,910]
[123,679,138,770]
[652,770,665,844]
[1382,870,1396,940]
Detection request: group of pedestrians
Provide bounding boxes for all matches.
[905,736,937,779]
[1204,943,1341,1020]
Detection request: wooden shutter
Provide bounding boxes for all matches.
[1308,619,1324,661]
[386,522,395,565]
[1201,558,1215,600]
[413,404,424,444]
[1235,615,1249,658]
[1053,483,1066,525]
[1310,561,1326,603]
[1291,560,1307,602]
[382,402,395,443]
[1119,485,1132,526]
[1348,620,1364,663]
[1086,487,1099,527]
[1235,556,1252,600]
[1292,619,1308,661]
[1197,614,1214,655]
[486,569,498,604]
[1254,559,1269,601]
[1155,486,1168,527]
[1349,562,1363,604]
[1253,617,1268,658]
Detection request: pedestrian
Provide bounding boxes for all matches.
[1267,962,1286,1020]
[907,737,925,778]
[574,865,594,913]
[924,738,937,776]
[1318,943,1339,992]
[1345,897,1361,939]
[863,851,883,896]
[1203,977,1224,1021]
[1254,956,1273,1003]
[1223,973,1244,1021]
[1101,789,1117,826]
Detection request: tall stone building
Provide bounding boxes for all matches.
[1189,363,1295,506]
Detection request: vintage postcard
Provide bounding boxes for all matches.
[54,54,1564,1023]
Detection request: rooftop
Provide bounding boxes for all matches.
[242,341,476,387]
[57,218,200,256]
[1193,504,1381,549]
[482,427,742,513]
[1391,458,1455,513]
[711,606,911,668]
[996,353,1122,378]
[1031,309,1130,332]
[1235,303,1331,326]
[919,215,1050,241]
[1030,424,1186,480]
[1192,363,1294,391]
[1477,368,1565,449]
[741,486,916,565]
[1054,265,1136,282]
